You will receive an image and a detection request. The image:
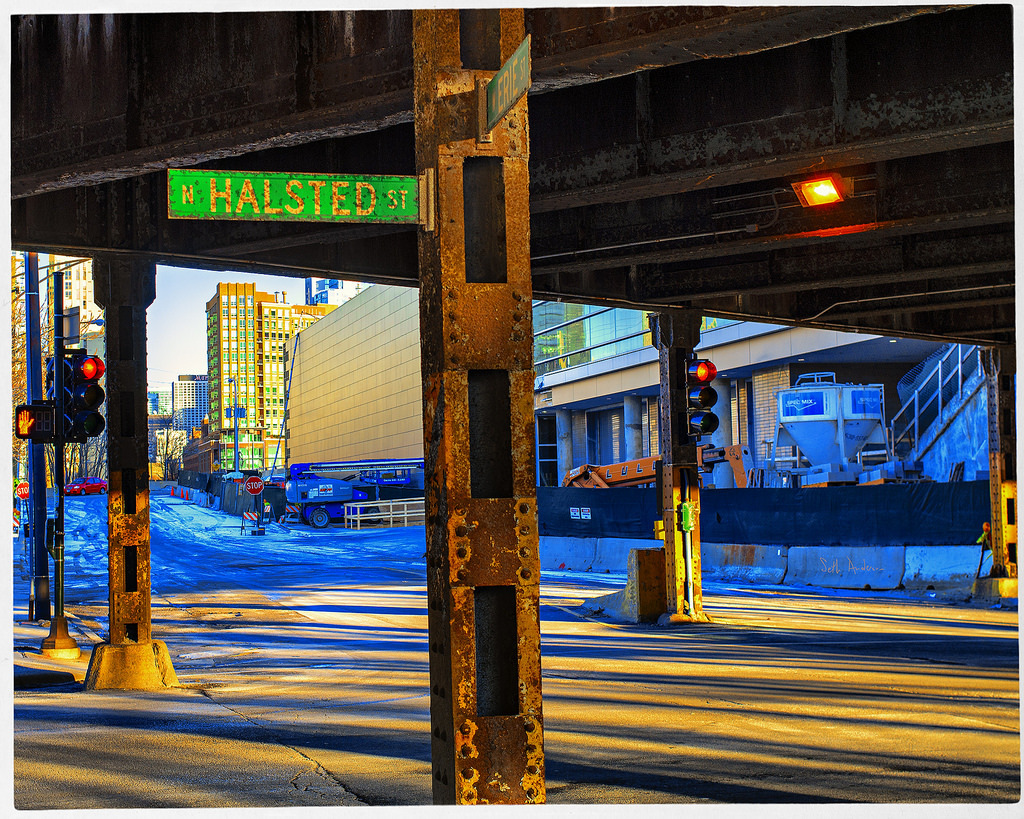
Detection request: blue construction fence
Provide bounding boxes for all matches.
[537,481,990,546]
[177,470,287,519]
[177,469,989,547]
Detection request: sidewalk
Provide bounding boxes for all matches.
[13,609,96,690]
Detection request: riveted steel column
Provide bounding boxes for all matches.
[983,348,1017,577]
[87,257,177,689]
[413,9,544,805]
[653,311,709,621]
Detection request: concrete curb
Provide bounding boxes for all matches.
[540,535,649,573]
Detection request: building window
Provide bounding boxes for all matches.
[536,417,558,487]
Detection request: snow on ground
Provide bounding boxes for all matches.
[29,488,627,645]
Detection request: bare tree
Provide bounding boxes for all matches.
[154,428,188,482]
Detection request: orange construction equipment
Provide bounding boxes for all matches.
[697,444,753,488]
[562,456,661,488]
[563,445,754,490]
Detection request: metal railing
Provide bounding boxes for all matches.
[342,497,425,529]
[890,344,982,458]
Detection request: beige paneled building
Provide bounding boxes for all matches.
[285,285,423,465]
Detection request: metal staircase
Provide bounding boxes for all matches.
[890,344,985,462]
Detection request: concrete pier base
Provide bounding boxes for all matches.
[40,616,81,659]
[971,575,1019,603]
[584,548,666,623]
[84,640,179,690]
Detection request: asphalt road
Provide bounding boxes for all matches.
[12,492,1021,809]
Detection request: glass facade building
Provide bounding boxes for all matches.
[533,303,651,377]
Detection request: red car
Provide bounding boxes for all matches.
[65,477,108,495]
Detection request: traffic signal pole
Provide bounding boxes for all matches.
[40,259,80,658]
[652,311,710,622]
[24,252,50,620]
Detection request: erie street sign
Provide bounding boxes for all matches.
[486,34,531,132]
[168,169,429,226]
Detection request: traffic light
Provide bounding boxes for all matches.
[14,401,57,442]
[45,354,73,402]
[685,358,719,438]
[64,352,106,442]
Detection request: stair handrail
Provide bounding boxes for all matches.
[890,344,982,457]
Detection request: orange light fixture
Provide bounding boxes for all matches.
[792,174,846,207]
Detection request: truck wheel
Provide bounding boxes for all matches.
[309,507,331,529]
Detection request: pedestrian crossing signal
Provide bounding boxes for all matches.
[15,402,57,442]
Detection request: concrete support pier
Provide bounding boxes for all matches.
[86,257,177,690]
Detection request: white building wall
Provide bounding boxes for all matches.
[286,285,423,464]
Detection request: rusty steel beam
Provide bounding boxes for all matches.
[983,349,1018,579]
[12,7,946,198]
[652,311,709,622]
[414,9,544,805]
[84,257,178,690]
[529,6,1011,213]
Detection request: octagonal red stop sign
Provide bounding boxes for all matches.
[16,482,30,500]
[243,475,264,495]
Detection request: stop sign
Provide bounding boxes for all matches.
[15,482,29,500]
[243,475,264,495]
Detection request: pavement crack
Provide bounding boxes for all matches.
[195,689,370,806]
[287,754,369,805]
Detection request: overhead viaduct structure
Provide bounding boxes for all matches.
[11,5,1015,805]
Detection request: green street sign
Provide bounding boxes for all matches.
[486,34,531,132]
[167,169,431,226]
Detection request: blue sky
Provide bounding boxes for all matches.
[147,265,309,393]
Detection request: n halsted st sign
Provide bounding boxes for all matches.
[167,168,433,228]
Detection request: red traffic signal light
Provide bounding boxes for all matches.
[65,352,106,441]
[80,355,105,380]
[687,359,717,384]
[685,358,720,437]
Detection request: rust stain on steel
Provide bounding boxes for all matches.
[106,467,153,644]
[455,716,544,804]
[415,8,543,805]
[446,286,533,369]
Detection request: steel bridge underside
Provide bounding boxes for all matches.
[11,5,1014,347]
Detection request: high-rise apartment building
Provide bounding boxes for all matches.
[43,254,103,330]
[171,374,209,433]
[206,282,335,471]
[147,390,172,414]
[304,276,365,306]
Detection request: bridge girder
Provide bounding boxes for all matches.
[10,5,1014,347]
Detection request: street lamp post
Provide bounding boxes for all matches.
[227,377,239,472]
